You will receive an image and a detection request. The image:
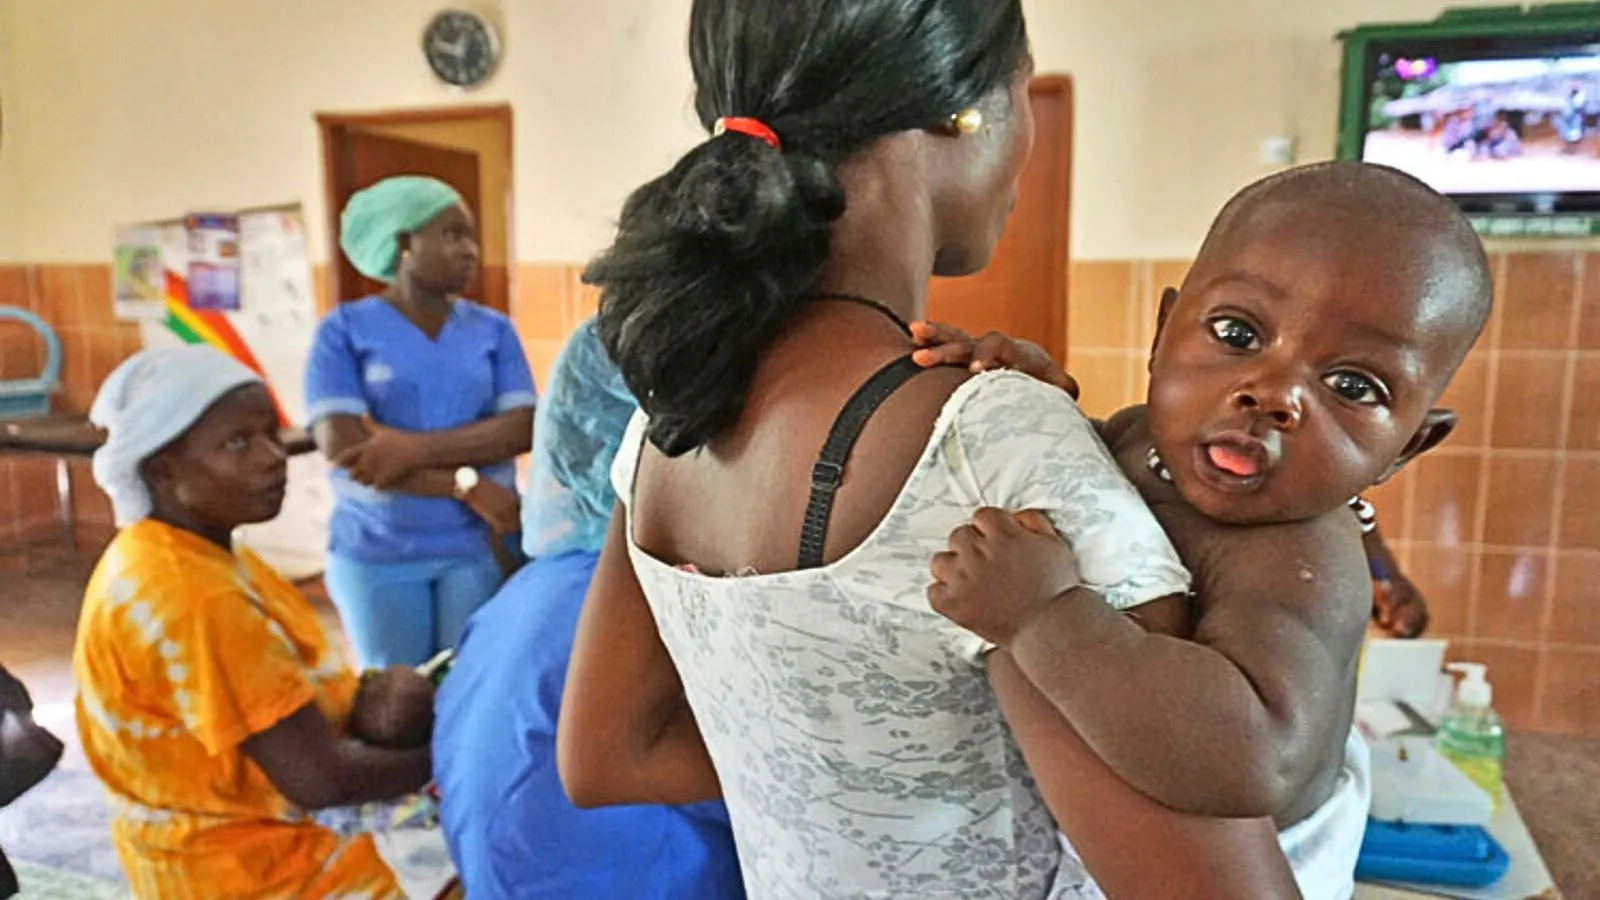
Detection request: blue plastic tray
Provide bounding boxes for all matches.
[1357,819,1511,888]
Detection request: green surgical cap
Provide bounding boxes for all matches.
[339,175,464,283]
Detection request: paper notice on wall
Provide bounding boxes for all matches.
[239,209,315,324]
[185,213,242,311]
[112,224,167,320]
[235,207,317,424]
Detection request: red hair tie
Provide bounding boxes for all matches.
[713,117,782,150]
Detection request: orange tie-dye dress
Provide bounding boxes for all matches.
[73,519,403,900]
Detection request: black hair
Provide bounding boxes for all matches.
[585,0,1029,456]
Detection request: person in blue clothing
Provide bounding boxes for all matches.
[306,175,535,668]
[433,319,744,900]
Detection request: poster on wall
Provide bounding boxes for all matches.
[185,213,242,311]
[111,224,168,321]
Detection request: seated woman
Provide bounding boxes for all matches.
[74,346,430,900]
[434,320,744,899]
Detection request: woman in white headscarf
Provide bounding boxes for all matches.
[73,346,424,899]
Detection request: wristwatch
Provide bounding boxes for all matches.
[452,466,480,500]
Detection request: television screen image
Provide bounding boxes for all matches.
[1361,53,1600,198]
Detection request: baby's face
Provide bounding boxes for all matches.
[1146,200,1480,526]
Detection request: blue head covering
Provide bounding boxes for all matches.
[521,318,639,557]
[339,175,464,283]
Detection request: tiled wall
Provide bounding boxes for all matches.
[7,251,1593,737]
[0,261,596,550]
[1068,252,1600,739]
[503,263,602,387]
[0,265,141,550]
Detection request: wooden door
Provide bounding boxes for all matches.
[926,76,1074,362]
[329,129,500,310]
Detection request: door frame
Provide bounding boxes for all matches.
[315,104,514,313]
[1029,75,1074,364]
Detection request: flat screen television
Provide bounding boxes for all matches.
[1339,5,1600,236]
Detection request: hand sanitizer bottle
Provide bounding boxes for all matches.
[1434,662,1505,810]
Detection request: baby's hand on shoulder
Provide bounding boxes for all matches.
[909,321,1079,397]
[929,508,1081,647]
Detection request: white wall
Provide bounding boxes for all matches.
[0,0,699,264]
[1028,0,1514,259]
[0,7,25,262]
[0,0,1516,264]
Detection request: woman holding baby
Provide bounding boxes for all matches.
[72,346,426,899]
[554,0,1342,897]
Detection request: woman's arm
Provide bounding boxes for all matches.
[169,577,432,810]
[242,704,431,810]
[557,509,722,808]
[989,650,1302,900]
[393,407,535,469]
[303,312,460,494]
[305,309,535,487]
[311,415,456,498]
[312,415,521,533]
[312,411,533,489]
[1365,523,1429,638]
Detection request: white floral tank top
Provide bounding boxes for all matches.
[614,371,1192,898]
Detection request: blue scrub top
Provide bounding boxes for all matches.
[433,552,745,900]
[304,297,537,563]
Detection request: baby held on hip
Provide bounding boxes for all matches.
[920,162,1494,897]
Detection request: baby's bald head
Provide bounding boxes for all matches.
[1186,161,1492,392]
[1145,162,1495,525]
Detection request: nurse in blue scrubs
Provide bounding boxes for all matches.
[433,320,744,900]
[306,176,535,668]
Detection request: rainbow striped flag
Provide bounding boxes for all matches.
[162,270,290,426]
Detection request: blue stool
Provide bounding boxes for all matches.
[0,306,61,419]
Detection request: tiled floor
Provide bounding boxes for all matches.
[1,542,1596,897]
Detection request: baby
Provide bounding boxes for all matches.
[349,666,436,750]
[918,162,1491,891]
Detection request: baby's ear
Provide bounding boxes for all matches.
[1377,409,1457,483]
[1148,287,1180,372]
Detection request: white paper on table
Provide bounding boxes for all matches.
[1360,638,1450,715]
[1357,700,1417,741]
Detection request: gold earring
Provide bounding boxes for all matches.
[951,108,984,135]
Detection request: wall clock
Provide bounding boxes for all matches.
[423,10,500,90]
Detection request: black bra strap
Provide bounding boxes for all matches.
[797,356,927,569]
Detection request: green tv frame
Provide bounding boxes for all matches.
[1337,3,1600,238]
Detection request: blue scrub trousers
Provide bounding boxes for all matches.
[323,552,503,668]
